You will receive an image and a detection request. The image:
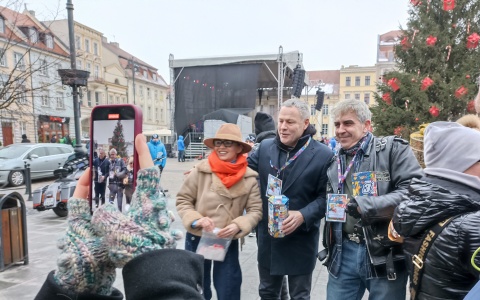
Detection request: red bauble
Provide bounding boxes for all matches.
[443,0,455,10]
[410,0,421,6]
[394,126,403,136]
[421,77,434,91]
[429,106,440,117]
[382,93,392,105]
[426,35,437,46]
[467,100,476,113]
[401,37,411,50]
[387,78,400,92]
[415,117,419,122]
[455,86,468,98]
[467,33,480,49]
[466,74,471,79]
[452,23,457,28]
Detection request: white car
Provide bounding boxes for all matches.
[0,143,74,187]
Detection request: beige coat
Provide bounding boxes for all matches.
[176,160,262,239]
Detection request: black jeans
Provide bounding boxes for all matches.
[94,181,106,206]
[258,264,312,300]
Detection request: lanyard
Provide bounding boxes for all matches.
[336,137,368,193]
[270,137,311,177]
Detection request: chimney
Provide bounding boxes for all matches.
[111,42,119,48]
[29,10,35,17]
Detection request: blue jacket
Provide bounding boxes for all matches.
[147,139,167,168]
[177,136,185,151]
[247,134,333,275]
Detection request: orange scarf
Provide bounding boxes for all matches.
[208,151,248,188]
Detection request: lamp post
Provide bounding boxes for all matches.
[127,57,138,104]
[58,0,89,152]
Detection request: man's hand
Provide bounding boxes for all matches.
[281,210,304,235]
[195,217,215,232]
[346,198,362,219]
[217,223,240,238]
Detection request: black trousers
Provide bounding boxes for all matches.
[94,181,106,205]
[258,264,312,300]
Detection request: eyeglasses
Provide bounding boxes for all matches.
[213,140,234,147]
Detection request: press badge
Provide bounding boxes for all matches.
[351,171,378,197]
[266,174,282,197]
[326,194,348,222]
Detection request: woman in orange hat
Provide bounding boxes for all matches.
[176,123,262,300]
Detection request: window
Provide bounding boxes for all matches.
[322,124,328,135]
[139,85,143,96]
[55,63,61,78]
[153,74,157,81]
[160,109,164,122]
[345,93,351,100]
[143,70,147,78]
[364,93,370,105]
[77,60,82,70]
[40,59,48,76]
[346,77,351,86]
[0,50,6,67]
[0,17,4,33]
[114,78,120,84]
[147,88,151,98]
[310,104,316,116]
[29,147,48,158]
[41,94,49,107]
[93,42,98,55]
[18,85,27,104]
[354,93,360,100]
[365,76,371,86]
[154,90,158,100]
[148,106,152,120]
[323,104,329,115]
[19,121,27,134]
[155,107,158,120]
[109,95,113,104]
[355,76,360,86]
[56,92,64,109]
[116,96,120,104]
[14,52,25,70]
[29,28,38,43]
[86,62,91,73]
[85,39,90,52]
[75,35,81,49]
[95,92,100,105]
[122,96,126,104]
[45,34,54,48]
[87,91,92,107]
[94,65,99,78]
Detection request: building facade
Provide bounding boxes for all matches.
[339,65,377,107]
[0,7,71,145]
[376,30,402,82]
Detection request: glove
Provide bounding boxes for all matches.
[346,198,362,219]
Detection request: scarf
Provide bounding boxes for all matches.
[208,151,248,188]
[342,133,370,157]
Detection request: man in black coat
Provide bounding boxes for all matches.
[247,99,333,299]
[92,147,109,207]
[393,122,480,300]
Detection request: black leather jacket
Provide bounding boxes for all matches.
[393,176,480,300]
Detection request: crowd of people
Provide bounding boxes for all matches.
[35,90,480,299]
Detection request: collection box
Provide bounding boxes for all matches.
[268,195,289,238]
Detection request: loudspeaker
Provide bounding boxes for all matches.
[292,65,305,98]
[315,90,325,111]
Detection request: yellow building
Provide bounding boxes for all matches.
[301,70,340,139]
[339,65,377,106]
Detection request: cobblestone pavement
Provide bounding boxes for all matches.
[0,158,382,299]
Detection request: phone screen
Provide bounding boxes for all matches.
[89,105,140,212]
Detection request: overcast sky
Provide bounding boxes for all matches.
[26,0,410,80]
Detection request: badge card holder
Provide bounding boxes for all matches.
[326,194,348,222]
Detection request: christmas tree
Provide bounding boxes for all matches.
[372,0,480,137]
[110,120,127,158]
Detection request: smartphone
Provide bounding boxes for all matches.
[88,104,143,213]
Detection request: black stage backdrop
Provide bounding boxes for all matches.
[174,64,260,135]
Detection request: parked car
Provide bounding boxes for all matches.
[0,143,74,187]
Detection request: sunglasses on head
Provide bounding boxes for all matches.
[213,140,235,147]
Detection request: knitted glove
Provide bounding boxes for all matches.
[92,166,183,267]
[54,198,116,295]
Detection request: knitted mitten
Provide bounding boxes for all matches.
[92,166,183,267]
[54,198,116,295]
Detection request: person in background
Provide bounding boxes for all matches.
[247,99,333,299]
[392,122,480,300]
[177,135,185,162]
[123,156,134,212]
[50,135,57,143]
[34,134,203,300]
[254,111,277,151]
[244,133,256,157]
[92,147,109,208]
[147,134,167,173]
[21,134,31,143]
[322,99,423,300]
[64,134,72,146]
[176,123,262,300]
[329,136,337,153]
[58,135,65,144]
[107,148,127,211]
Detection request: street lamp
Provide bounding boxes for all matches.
[126,57,139,104]
[57,0,89,153]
